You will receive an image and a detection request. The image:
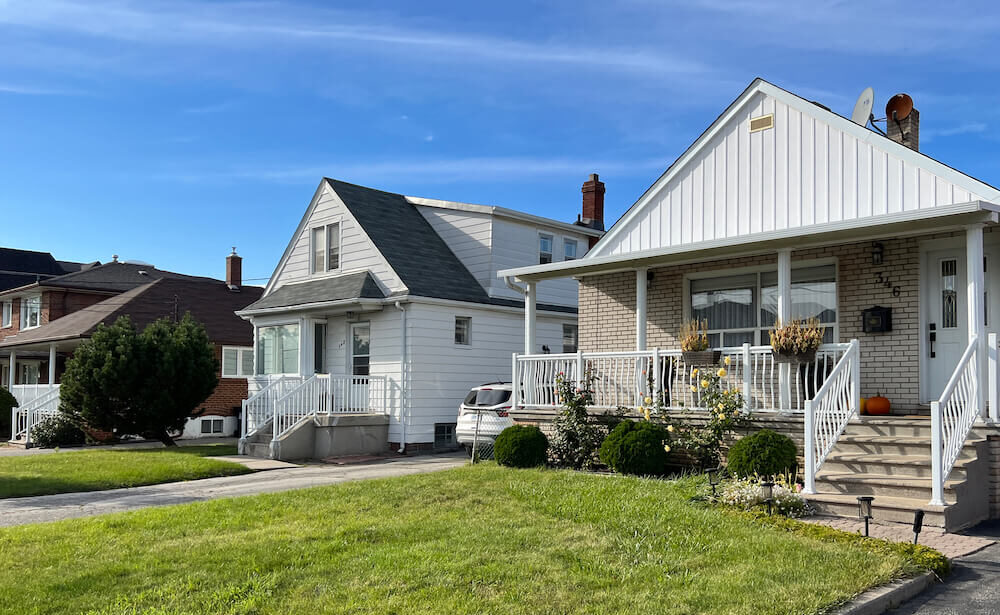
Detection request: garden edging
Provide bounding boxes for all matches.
[833,571,936,615]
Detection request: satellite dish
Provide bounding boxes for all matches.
[885,93,914,121]
[851,87,874,126]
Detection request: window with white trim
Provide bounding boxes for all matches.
[1,301,10,328]
[454,316,471,345]
[562,323,578,353]
[564,239,578,261]
[20,295,41,329]
[689,264,837,347]
[221,346,254,378]
[256,324,300,375]
[201,418,224,434]
[539,233,553,264]
[310,223,341,274]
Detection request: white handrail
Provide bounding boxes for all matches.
[241,376,301,439]
[271,374,391,441]
[11,386,62,445]
[802,339,860,494]
[930,336,980,506]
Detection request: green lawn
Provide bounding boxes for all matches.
[0,465,936,615]
[0,444,250,498]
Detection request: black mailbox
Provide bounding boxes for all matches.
[863,306,892,333]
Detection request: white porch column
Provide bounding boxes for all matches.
[524,281,536,354]
[48,344,56,386]
[635,268,648,351]
[967,224,986,413]
[7,349,14,390]
[777,249,793,410]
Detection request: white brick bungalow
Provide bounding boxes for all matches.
[499,79,1000,531]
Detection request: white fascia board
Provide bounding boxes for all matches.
[236,298,386,318]
[262,180,328,295]
[406,196,603,238]
[389,294,576,316]
[500,201,999,281]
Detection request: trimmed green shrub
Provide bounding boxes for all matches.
[599,420,670,476]
[31,414,86,448]
[726,429,797,478]
[0,387,16,440]
[494,425,549,468]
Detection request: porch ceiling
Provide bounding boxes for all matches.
[500,200,1000,281]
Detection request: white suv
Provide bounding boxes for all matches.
[456,382,515,454]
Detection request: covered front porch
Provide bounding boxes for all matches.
[2,339,76,445]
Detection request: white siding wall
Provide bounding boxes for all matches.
[490,218,589,307]
[594,90,993,258]
[269,184,405,295]
[404,302,570,445]
[415,206,494,290]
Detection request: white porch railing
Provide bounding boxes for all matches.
[802,340,860,493]
[11,385,61,445]
[272,374,389,440]
[10,384,59,408]
[930,337,981,506]
[241,376,301,439]
[512,343,853,413]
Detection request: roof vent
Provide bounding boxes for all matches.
[749,114,774,133]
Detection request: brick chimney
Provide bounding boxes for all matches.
[581,172,605,229]
[886,94,919,152]
[226,247,242,290]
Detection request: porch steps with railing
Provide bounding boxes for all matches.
[804,417,993,531]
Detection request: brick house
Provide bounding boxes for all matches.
[2,251,262,442]
[499,79,1000,531]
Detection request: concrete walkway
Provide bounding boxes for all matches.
[0,453,466,527]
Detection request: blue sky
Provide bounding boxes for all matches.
[2,1,999,282]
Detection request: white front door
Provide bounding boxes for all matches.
[923,246,997,401]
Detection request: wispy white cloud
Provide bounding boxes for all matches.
[922,122,989,142]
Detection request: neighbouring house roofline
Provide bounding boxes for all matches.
[499,200,1000,281]
[405,196,605,237]
[588,78,1000,260]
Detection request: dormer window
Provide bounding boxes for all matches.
[310,222,341,274]
[564,239,578,261]
[539,233,553,264]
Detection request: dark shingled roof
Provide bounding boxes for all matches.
[0,248,94,292]
[31,262,215,294]
[0,277,263,349]
[326,179,493,305]
[241,271,384,312]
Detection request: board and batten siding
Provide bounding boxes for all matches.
[270,184,404,294]
[415,206,494,291]
[404,302,570,445]
[594,88,993,259]
[489,217,588,307]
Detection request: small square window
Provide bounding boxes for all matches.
[564,239,578,261]
[454,317,471,345]
[434,423,457,449]
[222,346,253,378]
[200,419,212,434]
[539,234,553,264]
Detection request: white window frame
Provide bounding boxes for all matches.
[20,295,41,330]
[221,346,254,378]
[310,222,343,275]
[539,233,554,265]
[454,316,471,346]
[201,418,224,434]
[683,259,839,347]
[1,301,10,328]
[562,323,578,353]
[563,238,578,261]
[256,323,300,376]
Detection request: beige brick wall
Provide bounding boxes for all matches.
[578,229,998,411]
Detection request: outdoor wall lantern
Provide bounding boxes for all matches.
[707,467,720,497]
[912,510,925,545]
[871,242,885,266]
[857,496,874,537]
[760,480,774,515]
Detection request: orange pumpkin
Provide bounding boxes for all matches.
[866,394,891,416]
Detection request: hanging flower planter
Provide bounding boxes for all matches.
[769,319,823,366]
[772,348,816,364]
[682,350,722,366]
[679,319,720,367]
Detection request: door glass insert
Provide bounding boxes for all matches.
[941,259,958,329]
[314,323,326,373]
[352,324,370,376]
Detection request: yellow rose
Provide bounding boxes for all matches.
[643,408,651,421]
[718,413,726,420]
[718,402,725,410]
[690,385,697,393]
[701,379,710,389]
[691,368,699,376]
[724,355,731,366]
[717,368,727,378]
[644,396,653,405]
[667,424,675,432]
[663,444,671,453]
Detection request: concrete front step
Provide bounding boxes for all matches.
[244,442,272,458]
[814,471,963,500]
[804,492,948,527]
[821,452,971,480]
[833,434,982,458]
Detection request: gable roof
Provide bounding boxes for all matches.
[0,261,218,297]
[0,277,263,349]
[587,78,1000,260]
[0,247,95,292]
[241,271,384,313]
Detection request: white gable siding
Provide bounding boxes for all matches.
[404,302,570,445]
[490,218,588,307]
[415,206,494,290]
[269,185,405,295]
[595,89,992,258]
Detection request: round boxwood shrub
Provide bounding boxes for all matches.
[31,413,86,448]
[0,387,16,441]
[599,420,670,476]
[494,425,549,468]
[726,429,797,478]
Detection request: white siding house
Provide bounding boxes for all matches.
[238,178,601,456]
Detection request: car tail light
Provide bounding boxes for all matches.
[497,406,511,417]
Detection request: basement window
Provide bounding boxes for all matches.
[201,418,224,434]
[434,423,457,449]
